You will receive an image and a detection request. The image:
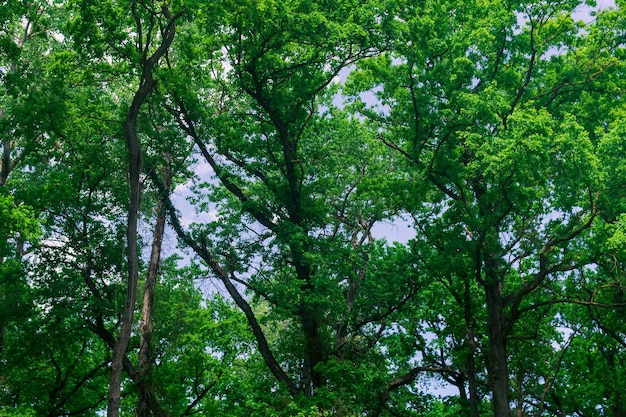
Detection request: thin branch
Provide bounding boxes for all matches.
[148,169,300,397]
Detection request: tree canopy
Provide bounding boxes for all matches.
[1,0,625,416]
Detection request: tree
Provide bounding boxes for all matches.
[347,0,626,415]
[155,0,419,412]
[2,0,626,415]
[0,0,67,363]
[110,4,180,415]
[0,194,39,359]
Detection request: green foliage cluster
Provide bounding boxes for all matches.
[1,0,625,416]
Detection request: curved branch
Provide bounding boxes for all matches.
[148,170,300,398]
[374,365,463,416]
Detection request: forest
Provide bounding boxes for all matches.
[1,0,626,416]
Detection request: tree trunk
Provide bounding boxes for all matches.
[466,326,481,417]
[294,251,326,395]
[485,279,511,417]
[107,97,144,417]
[464,274,481,417]
[136,162,172,417]
[1,136,12,187]
[0,321,4,358]
[107,6,179,416]
[302,308,325,395]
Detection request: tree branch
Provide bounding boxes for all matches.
[148,169,300,398]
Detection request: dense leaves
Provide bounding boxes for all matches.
[1,0,625,416]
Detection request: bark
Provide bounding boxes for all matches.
[335,273,363,361]
[107,6,179,417]
[301,308,325,394]
[78,224,170,416]
[293,245,326,394]
[483,243,511,417]
[473,174,511,417]
[0,322,4,358]
[485,277,511,417]
[466,326,481,417]
[88,313,169,417]
[464,277,481,417]
[1,60,21,186]
[136,162,172,417]
[107,94,142,417]
[1,135,12,187]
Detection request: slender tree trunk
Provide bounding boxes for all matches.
[1,64,20,186]
[0,321,4,358]
[294,251,326,394]
[1,136,11,187]
[464,277,481,417]
[88,309,170,415]
[335,276,362,362]
[107,99,144,417]
[465,300,479,417]
[466,326,481,417]
[136,161,172,417]
[107,6,179,416]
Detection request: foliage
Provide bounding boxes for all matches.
[1,0,625,416]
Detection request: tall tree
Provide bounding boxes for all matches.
[109,3,180,415]
[0,0,67,361]
[347,0,626,415]
[151,2,433,413]
[3,1,626,415]
[64,1,182,414]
